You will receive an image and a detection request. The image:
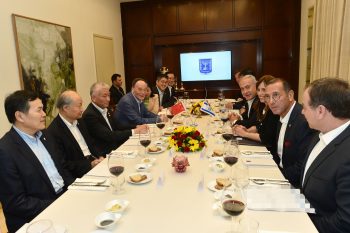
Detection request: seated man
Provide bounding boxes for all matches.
[0,90,73,232]
[83,82,147,155]
[264,78,316,187]
[114,78,166,130]
[301,78,350,233]
[230,75,259,128]
[152,74,175,108]
[47,90,104,178]
[166,72,177,104]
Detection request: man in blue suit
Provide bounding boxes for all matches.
[0,90,73,232]
[264,78,316,187]
[114,78,167,130]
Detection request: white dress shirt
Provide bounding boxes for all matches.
[302,120,350,185]
[247,98,254,117]
[277,101,296,168]
[59,114,91,156]
[157,86,164,105]
[92,102,113,130]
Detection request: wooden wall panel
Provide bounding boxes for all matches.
[264,0,293,26]
[263,28,292,59]
[234,0,262,28]
[127,66,154,86]
[178,1,205,32]
[121,3,152,36]
[153,3,178,34]
[206,0,233,31]
[125,37,153,66]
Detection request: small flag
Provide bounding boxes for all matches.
[170,102,186,115]
[200,100,215,116]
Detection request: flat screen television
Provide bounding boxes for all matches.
[179,51,232,82]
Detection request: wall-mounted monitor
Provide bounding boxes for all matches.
[180,51,232,82]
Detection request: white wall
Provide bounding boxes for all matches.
[0,0,125,135]
[298,0,316,101]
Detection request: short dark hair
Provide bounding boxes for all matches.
[265,77,292,93]
[307,78,350,118]
[4,90,39,124]
[111,73,121,82]
[239,68,255,77]
[132,78,146,87]
[156,74,168,81]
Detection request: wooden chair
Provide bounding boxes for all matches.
[0,202,8,233]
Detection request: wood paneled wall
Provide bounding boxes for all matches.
[121,0,301,99]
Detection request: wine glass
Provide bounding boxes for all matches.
[218,91,224,101]
[166,108,174,127]
[235,161,250,189]
[223,144,240,181]
[222,123,234,145]
[221,185,246,233]
[139,128,152,157]
[156,115,165,136]
[220,109,229,127]
[26,219,56,233]
[108,154,125,194]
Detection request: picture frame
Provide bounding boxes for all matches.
[12,14,76,124]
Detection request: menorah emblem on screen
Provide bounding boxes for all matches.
[199,58,212,74]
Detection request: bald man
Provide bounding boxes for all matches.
[47,90,104,178]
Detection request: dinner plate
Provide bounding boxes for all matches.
[147,146,166,154]
[105,199,130,213]
[209,161,226,172]
[207,180,222,192]
[127,172,153,184]
[135,163,152,172]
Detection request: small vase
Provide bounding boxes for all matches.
[172,155,190,173]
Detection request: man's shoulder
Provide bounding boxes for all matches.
[83,103,98,116]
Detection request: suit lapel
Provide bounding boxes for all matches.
[9,128,56,192]
[283,103,300,149]
[56,116,83,154]
[90,104,113,130]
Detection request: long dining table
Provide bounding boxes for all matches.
[17,102,318,233]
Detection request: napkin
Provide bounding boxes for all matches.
[110,149,138,158]
[242,158,276,167]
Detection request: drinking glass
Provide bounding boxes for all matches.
[108,154,125,194]
[221,185,246,233]
[139,128,152,157]
[218,91,224,101]
[166,108,174,127]
[235,162,250,189]
[223,144,240,181]
[239,218,259,233]
[222,123,234,145]
[220,109,229,127]
[26,219,56,233]
[155,115,165,136]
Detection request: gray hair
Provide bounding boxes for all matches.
[241,74,257,83]
[90,82,110,97]
[56,90,75,109]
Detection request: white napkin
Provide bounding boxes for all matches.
[242,158,276,167]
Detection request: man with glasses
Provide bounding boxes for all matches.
[264,78,316,187]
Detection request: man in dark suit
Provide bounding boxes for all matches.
[300,78,350,233]
[230,75,259,128]
[83,82,147,155]
[166,72,177,104]
[109,73,125,107]
[152,74,175,109]
[114,78,167,130]
[0,90,73,232]
[264,78,316,187]
[47,90,104,178]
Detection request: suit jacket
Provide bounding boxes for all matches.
[168,86,177,104]
[274,102,317,187]
[109,85,125,106]
[301,125,350,233]
[257,109,279,154]
[82,103,131,155]
[113,92,158,130]
[47,115,103,178]
[151,86,175,108]
[0,128,73,232]
[235,97,260,128]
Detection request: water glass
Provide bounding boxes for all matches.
[239,218,259,233]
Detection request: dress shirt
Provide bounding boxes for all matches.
[302,120,350,185]
[59,114,91,156]
[131,92,142,113]
[168,86,172,96]
[277,101,296,168]
[157,86,164,105]
[13,126,64,193]
[92,102,113,130]
[247,98,254,117]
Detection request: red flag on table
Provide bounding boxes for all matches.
[170,102,186,115]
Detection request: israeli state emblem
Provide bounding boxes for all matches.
[199,58,212,74]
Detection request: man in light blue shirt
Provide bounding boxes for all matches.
[0,90,73,232]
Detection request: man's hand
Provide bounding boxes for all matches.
[229,112,240,122]
[91,157,104,168]
[134,124,149,134]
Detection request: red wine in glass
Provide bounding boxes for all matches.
[109,166,124,177]
[224,156,238,166]
[221,117,229,124]
[167,114,174,120]
[222,199,245,216]
[222,133,234,142]
[156,123,165,129]
[140,139,151,148]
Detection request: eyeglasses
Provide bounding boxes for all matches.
[264,92,281,103]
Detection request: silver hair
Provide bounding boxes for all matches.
[90,82,110,97]
[56,90,75,109]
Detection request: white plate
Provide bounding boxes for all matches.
[105,199,130,213]
[127,172,153,184]
[141,157,156,164]
[207,180,232,192]
[213,189,234,200]
[209,161,226,172]
[95,212,121,229]
[209,157,224,163]
[135,163,152,172]
[147,146,166,154]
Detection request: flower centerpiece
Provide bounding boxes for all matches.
[168,126,206,152]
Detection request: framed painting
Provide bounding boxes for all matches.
[12,14,76,124]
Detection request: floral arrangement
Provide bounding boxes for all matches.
[190,100,204,115]
[168,126,206,152]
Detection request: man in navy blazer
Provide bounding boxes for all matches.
[264,78,316,187]
[300,78,350,232]
[151,74,175,109]
[114,78,167,130]
[47,90,104,178]
[0,90,73,232]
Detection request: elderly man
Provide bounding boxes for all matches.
[109,73,125,107]
[300,78,350,233]
[47,90,104,178]
[264,78,315,187]
[83,82,147,155]
[230,74,259,128]
[0,90,73,232]
[114,78,167,130]
[152,74,174,108]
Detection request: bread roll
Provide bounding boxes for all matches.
[130,174,147,183]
